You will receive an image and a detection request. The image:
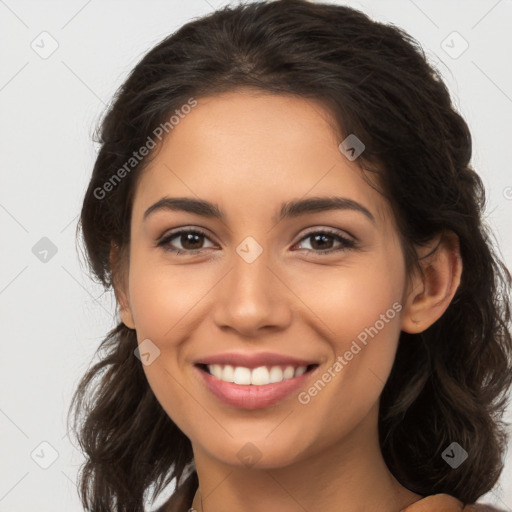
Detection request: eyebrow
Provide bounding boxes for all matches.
[143,196,376,225]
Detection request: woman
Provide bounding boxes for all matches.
[68,1,512,511]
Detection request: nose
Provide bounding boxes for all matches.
[211,245,292,337]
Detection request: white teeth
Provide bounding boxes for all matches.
[283,366,295,379]
[205,364,309,385]
[269,366,284,383]
[294,366,307,377]
[251,366,269,385]
[234,366,252,385]
[210,364,226,380]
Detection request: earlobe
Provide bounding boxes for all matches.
[109,243,136,330]
[117,289,135,330]
[119,303,136,330]
[401,231,463,334]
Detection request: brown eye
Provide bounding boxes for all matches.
[294,230,356,254]
[158,229,216,254]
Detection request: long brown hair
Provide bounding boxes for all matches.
[68,1,512,510]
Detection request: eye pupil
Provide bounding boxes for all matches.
[311,233,333,250]
[182,232,203,250]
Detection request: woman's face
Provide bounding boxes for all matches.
[119,89,410,468]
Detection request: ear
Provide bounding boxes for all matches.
[401,230,463,334]
[109,243,135,330]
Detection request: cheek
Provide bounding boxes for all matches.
[288,254,404,337]
[284,255,405,394]
[126,251,204,433]
[127,249,214,342]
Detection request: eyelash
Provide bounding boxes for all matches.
[156,227,357,256]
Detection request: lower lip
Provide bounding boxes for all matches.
[195,365,318,410]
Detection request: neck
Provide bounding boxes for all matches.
[189,403,422,512]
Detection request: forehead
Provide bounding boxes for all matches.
[133,90,391,229]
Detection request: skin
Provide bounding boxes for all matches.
[112,89,463,512]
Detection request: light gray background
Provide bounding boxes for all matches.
[1,0,511,510]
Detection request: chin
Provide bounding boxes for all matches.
[202,436,309,470]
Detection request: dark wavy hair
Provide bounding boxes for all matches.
[67,1,512,510]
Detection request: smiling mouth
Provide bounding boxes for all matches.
[196,363,319,386]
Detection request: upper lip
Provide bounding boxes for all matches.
[195,351,319,369]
